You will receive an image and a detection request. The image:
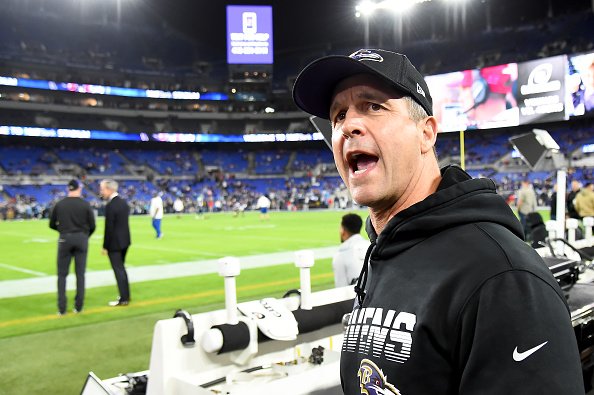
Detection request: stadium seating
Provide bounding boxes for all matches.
[252,150,291,174]
[123,149,199,175]
[200,150,249,173]
[1,2,594,221]
[56,147,127,175]
[0,145,56,175]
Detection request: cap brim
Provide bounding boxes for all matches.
[309,115,333,149]
[293,55,391,120]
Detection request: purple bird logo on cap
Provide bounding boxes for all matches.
[349,49,384,63]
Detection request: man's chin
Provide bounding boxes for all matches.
[351,195,373,208]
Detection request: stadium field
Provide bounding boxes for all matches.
[0,209,366,395]
[0,209,365,280]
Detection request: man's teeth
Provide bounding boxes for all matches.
[353,155,376,174]
[355,163,369,174]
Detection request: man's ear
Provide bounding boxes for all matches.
[420,116,438,154]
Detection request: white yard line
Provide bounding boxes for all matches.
[0,263,48,277]
[133,245,223,256]
[0,246,339,298]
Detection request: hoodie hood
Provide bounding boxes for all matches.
[365,165,524,258]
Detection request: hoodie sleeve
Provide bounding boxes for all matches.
[49,204,58,231]
[456,271,584,395]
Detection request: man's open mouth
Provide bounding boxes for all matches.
[349,153,379,175]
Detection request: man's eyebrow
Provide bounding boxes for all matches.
[329,100,341,118]
[330,91,389,116]
[358,91,387,102]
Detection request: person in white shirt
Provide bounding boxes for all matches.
[149,191,163,239]
[332,213,370,287]
[256,194,271,220]
[173,197,184,218]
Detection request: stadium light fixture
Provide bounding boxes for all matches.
[355,0,430,47]
[377,0,417,13]
[355,1,377,18]
[356,0,432,17]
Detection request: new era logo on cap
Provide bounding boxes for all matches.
[417,83,426,97]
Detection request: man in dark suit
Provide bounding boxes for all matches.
[99,179,131,306]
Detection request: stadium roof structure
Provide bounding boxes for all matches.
[6,0,590,66]
[150,0,591,62]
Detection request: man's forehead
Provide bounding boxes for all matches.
[329,74,406,116]
[331,74,404,103]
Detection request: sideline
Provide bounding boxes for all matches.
[0,272,334,329]
[0,246,339,299]
[0,263,47,277]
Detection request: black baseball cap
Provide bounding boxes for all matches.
[67,179,80,191]
[292,49,433,120]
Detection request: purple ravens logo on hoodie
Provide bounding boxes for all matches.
[358,359,402,395]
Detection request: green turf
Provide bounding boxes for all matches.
[0,210,362,280]
[0,209,365,395]
[0,260,337,395]
[0,208,546,394]
[0,259,335,338]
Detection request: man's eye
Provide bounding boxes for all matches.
[334,111,346,122]
[369,103,381,111]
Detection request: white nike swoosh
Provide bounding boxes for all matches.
[513,341,548,362]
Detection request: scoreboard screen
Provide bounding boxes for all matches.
[226,5,273,65]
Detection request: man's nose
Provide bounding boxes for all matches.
[340,111,366,139]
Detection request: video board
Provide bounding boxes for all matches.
[426,51,594,132]
[566,52,594,118]
[226,5,273,64]
[516,55,566,125]
[426,64,519,132]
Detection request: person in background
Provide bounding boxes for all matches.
[149,191,163,239]
[256,193,271,220]
[568,179,583,220]
[99,179,131,307]
[195,193,205,219]
[332,213,370,287]
[575,182,594,218]
[550,183,557,221]
[173,196,184,218]
[232,198,246,217]
[516,179,537,238]
[49,179,95,315]
[292,48,583,394]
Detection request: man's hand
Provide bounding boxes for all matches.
[101,248,108,256]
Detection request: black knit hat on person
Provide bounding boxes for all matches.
[67,179,80,191]
[292,48,433,121]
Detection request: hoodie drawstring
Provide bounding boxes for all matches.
[354,241,375,306]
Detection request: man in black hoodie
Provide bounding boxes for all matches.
[293,49,584,394]
[49,179,95,315]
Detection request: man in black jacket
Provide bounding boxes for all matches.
[49,179,95,315]
[293,49,584,394]
[99,179,131,306]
